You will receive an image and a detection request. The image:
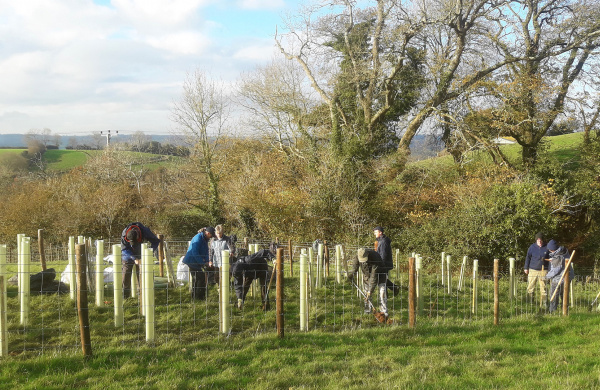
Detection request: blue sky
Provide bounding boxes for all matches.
[0,0,299,135]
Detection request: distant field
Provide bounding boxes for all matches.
[0,149,26,155]
[0,149,182,172]
[43,149,96,171]
[413,132,584,171]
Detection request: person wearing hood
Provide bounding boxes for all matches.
[545,239,574,313]
[524,232,550,307]
[183,226,215,300]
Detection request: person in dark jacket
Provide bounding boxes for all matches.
[374,226,400,297]
[524,232,549,307]
[545,240,574,313]
[230,248,274,310]
[183,227,215,300]
[121,222,160,298]
[347,248,388,317]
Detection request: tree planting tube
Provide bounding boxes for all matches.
[140,243,147,316]
[446,255,452,294]
[69,236,76,300]
[221,250,230,335]
[113,245,123,327]
[300,252,307,331]
[472,260,479,315]
[145,247,154,342]
[441,252,445,286]
[96,240,104,307]
[21,237,31,327]
[416,256,423,315]
[316,243,323,288]
[509,257,515,300]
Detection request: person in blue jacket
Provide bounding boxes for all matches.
[545,239,574,313]
[524,232,549,307]
[183,226,215,300]
[121,222,160,298]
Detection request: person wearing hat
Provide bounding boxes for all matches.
[544,239,574,313]
[347,248,388,317]
[121,222,161,298]
[183,226,215,300]
[524,232,550,307]
[373,226,400,297]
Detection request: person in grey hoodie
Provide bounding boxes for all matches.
[545,239,574,313]
[208,225,236,285]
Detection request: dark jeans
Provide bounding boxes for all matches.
[188,264,207,300]
[233,269,271,304]
[122,261,140,298]
[549,281,564,313]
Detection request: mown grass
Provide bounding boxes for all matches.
[43,150,97,171]
[2,314,600,389]
[413,132,584,171]
[2,256,600,389]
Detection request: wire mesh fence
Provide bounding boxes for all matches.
[1,239,599,357]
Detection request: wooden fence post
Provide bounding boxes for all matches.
[76,244,92,357]
[38,229,47,271]
[494,259,499,325]
[276,248,284,338]
[408,257,416,329]
[563,267,570,316]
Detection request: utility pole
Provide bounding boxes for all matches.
[100,130,118,146]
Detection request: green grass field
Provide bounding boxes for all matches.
[2,255,600,389]
[413,132,584,171]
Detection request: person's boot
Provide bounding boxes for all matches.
[364,301,372,314]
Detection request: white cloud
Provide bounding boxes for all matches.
[237,0,285,10]
[0,0,293,134]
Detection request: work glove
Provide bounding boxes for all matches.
[365,292,371,301]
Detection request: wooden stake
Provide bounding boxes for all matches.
[76,244,92,357]
[158,234,165,277]
[562,265,570,316]
[408,257,416,329]
[276,248,284,338]
[38,229,47,271]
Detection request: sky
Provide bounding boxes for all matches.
[0,0,300,136]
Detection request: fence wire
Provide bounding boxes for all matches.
[1,240,599,357]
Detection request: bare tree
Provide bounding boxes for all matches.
[130,131,150,152]
[170,70,230,222]
[238,58,320,160]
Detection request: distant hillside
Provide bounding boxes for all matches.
[0,133,183,148]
